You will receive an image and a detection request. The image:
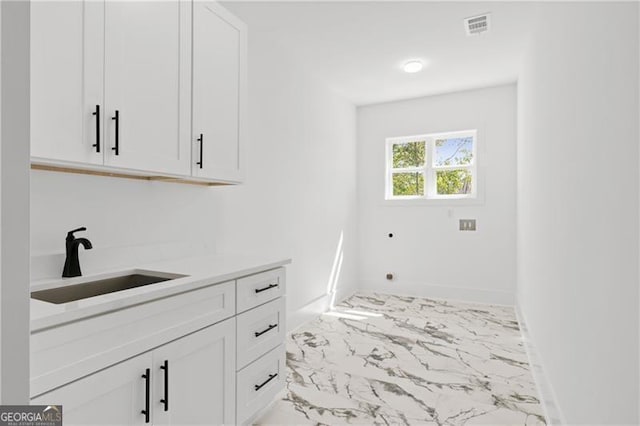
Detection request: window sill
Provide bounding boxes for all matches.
[382,196,484,207]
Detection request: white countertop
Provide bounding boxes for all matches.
[30,253,291,332]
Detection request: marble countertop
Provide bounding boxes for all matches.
[30,253,291,332]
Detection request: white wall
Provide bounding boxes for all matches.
[517,2,639,424]
[357,85,517,304]
[214,33,358,330]
[30,171,221,276]
[30,28,358,330]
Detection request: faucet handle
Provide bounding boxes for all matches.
[66,227,87,240]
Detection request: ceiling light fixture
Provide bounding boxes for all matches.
[403,61,423,73]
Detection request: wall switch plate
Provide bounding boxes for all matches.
[459,219,476,231]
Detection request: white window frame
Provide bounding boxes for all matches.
[385,129,477,201]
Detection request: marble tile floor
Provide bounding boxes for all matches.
[255,292,546,425]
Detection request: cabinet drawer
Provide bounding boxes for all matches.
[237,268,285,313]
[236,345,285,425]
[237,297,285,369]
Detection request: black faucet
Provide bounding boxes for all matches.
[62,227,93,278]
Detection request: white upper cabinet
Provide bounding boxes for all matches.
[31,0,104,165]
[192,2,247,183]
[103,1,191,176]
[30,1,246,183]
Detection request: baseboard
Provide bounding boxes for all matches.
[515,304,565,425]
[286,286,356,332]
[358,280,515,306]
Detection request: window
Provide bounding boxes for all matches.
[385,130,477,200]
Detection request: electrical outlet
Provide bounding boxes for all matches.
[459,219,476,231]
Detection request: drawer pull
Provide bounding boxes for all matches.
[254,373,278,391]
[196,133,203,169]
[254,323,278,338]
[141,368,150,423]
[92,105,100,153]
[160,360,169,412]
[111,110,120,156]
[255,283,278,294]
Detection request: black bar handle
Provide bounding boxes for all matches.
[254,373,278,391]
[92,105,100,153]
[196,133,203,169]
[254,323,278,338]
[160,360,169,412]
[255,283,278,294]
[112,110,120,156]
[141,368,150,423]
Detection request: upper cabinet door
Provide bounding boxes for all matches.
[103,1,191,176]
[31,0,104,165]
[192,2,247,182]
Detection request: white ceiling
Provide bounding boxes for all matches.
[222,1,539,106]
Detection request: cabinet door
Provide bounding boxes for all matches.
[31,352,153,426]
[103,1,191,175]
[31,0,104,165]
[192,2,247,182]
[153,318,236,425]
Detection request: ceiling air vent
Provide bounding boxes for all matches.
[464,13,491,36]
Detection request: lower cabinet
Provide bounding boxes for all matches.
[32,352,152,425]
[31,266,288,425]
[236,345,286,425]
[236,297,286,370]
[32,318,236,425]
[153,319,236,425]
[234,269,287,425]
